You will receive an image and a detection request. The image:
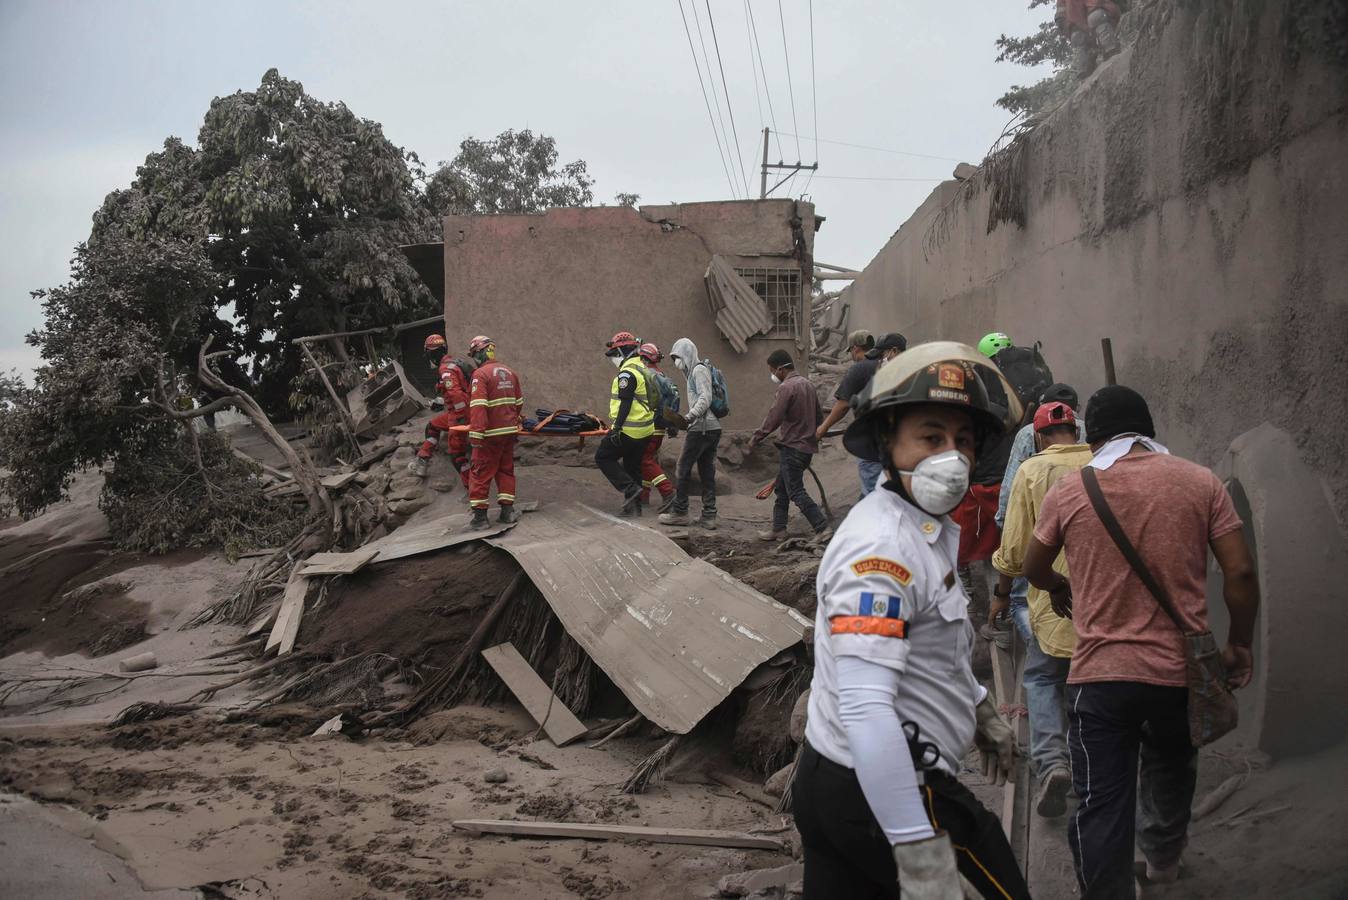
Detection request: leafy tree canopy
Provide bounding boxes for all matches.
[994,0,1076,117]
[425,129,595,216]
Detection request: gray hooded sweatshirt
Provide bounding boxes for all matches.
[669,337,721,433]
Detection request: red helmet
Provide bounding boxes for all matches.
[605,331,640,352]
[423,334,447,353]
[468,335,494,355]
[638,342,662,363]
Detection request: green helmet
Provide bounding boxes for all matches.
[843,341,1023,463]
[978,332,1013,357]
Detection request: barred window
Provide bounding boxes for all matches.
[734,266,802,340]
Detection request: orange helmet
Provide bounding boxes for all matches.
[605,331,640,356]
[423,334,447,353]
[638,342,662,363]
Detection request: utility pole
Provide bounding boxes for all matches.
[759,128,819,199]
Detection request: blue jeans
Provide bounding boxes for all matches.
[1011,595,1071,778]
[773,446,828,532]
[857,459,884,497]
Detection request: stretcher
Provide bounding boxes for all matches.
[447,424,609,437]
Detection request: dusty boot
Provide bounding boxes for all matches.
[1070,30,1095,77]
[1089,8,1121,57]
[468,508,491,530]
[407,456,430,478]
[757,528,787,542]
[618,488,642,518]
[698,515,718,531]
[658,509,692,526]
[811,525,834,545]
[657,494,677,514]
[497,505,519,525]
[1035,765,1071,818]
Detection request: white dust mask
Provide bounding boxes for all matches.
[770,372,782,385]
[610,356,622,369]
[899,449,970,516]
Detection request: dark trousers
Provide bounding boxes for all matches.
[793,742,1029,900]
[773,445,827,532]
[673,429,721,517]
[1067,682,1197,900]
[595,433,649,498]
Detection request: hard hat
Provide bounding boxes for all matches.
[424,334,448,354]
[468,335,494,355]
[978,332,1013,357]
[638,342,662,363]
[843,341,1023,463]
[1033,401,1078,434]
[606,331,640,356]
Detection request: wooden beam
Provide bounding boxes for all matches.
[480,642,588,746]
[266,570,310,656]
[812,261,860,274]
[297,340,362,456]
[298,548,379,576]
[814,271,859,281]
[451,819,786,851]
[290,314,446,346]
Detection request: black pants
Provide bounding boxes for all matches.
[673,429,721,517]
[792,742,1029,900]
[773,445,828,532]
[1068,682,1196,900]
[595,433,649,498]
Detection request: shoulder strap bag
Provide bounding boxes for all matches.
[1079,466,1238,747]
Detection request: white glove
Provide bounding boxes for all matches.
[892,831,962,900]
[974,694,1017,786]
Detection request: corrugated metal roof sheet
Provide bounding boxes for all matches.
[705,255,771,354]
[486,504,810,734]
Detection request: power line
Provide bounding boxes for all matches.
[691,0,745,197]
[774,131,962,164]
[777,0,802,161]
[745,0,784,160]
[811,175,945,182]
[705,1,751,197]
[802,0,818,196]
[742,1,765,139]
[676,0,738,198]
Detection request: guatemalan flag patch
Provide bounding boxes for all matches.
[859,592,902,619]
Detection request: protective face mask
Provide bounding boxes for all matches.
[673,357,686,372]
[770,372,782,385]
[610,356,622,369]
[898,449,971,516]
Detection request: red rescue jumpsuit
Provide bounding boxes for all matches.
[467,360,523,509]
[416,358,473,488]
[638,363,674,506]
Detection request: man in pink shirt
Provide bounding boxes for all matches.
[1024,385,1259,898]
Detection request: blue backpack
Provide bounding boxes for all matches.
[701,359,730,419]
[651,369,681,421]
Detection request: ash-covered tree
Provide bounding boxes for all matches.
[425,129,596,216]
[994,0,1076,117]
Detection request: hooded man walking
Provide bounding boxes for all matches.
[659,337,721,530]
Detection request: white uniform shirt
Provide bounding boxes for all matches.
[805,486,980,774]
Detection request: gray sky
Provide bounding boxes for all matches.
[0,0,1048,378]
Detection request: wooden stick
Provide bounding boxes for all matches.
[452,819,786,851]
[1101,338,1117,386]
[289,314,445,345]
[298,340,362,457]
[589,712,643,749]
[708,771,777,809]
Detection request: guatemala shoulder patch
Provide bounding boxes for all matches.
[850,556,913,586]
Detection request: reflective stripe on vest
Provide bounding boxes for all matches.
[609,357,655,438]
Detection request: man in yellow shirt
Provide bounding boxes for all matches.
[991,401,1092,818]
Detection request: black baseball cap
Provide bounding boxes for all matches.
[1038,382,1079,408]
[865,332,908,359]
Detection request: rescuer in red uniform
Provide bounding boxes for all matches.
[409,334,473,487]
[466,335,524,529]
[637,342,677,511]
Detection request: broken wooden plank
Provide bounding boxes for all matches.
[319,471,359,490]
[451,819,785,851]
[265,571,309,655]
[298,548,379,576]
[708,771,776,809]
[480,642,588,746]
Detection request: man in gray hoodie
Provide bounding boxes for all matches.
[658,337,721,530]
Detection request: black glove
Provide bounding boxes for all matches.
[430,396,445,411]
[667,426,679,439]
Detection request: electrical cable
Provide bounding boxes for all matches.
[802,0,819,196]
[692,0,746,197]
[811,175,945,182]
[677,0,738,198]
[746,0,785,161]
[706,1,751,199]
[777,0,802,161]
[774,132,963,163]
[743,0,766,148]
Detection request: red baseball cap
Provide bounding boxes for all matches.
[1034,401,1078,433]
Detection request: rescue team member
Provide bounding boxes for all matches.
[408,334,473,487]
[636,342,677,512]
[465,335,523,529]
[596,331,656,517]
[794,341,1029,900]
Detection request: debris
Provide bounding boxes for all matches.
[298,549,379,576]
[789,690,810,744]
[589,713,644,749]
[110,701,199,727]
[1192,773,1249,821]
[347,361,425,437]
[622,734,682,794]
[717,863,804,897]
[483,769,509,784]
[352,511,515,565]
[118,651,158,673]
[480,642,588,746]
[708,771,776,809]
[320,471,359,490]
[312,715,346,737]
[763,765,793,799]
[452,818,786,852]
[265,570,310,656]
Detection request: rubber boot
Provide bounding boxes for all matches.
[618,486,642,518]
[497,505,519,525]
[407,456,430,478]
[468,508,491,530]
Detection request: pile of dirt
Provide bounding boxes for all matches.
[298,545,519,664]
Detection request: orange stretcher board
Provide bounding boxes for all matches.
[447,425,609,437]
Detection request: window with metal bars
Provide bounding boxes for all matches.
[734,266,802,340]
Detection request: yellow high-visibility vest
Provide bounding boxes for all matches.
[609,355,655,439]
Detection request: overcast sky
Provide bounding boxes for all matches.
[0,0,1048,378]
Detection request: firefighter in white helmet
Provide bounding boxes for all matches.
[792,342,1029,899]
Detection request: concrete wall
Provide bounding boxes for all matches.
[844,0,1348,528]
[441,199,815,425]
[841,0,1348,757]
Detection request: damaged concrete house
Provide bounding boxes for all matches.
[402,198,822,418]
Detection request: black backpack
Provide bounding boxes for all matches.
[991,343,1054,409]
